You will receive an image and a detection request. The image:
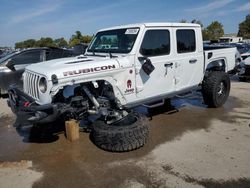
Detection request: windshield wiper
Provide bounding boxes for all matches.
[108,50,118,58]
[109,51,113,58]
[86,49,117,58]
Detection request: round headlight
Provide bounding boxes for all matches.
[39,77,47,93]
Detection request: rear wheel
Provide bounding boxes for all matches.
[91,112,149,152]
[202,71,230,108]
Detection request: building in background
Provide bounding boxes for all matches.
[219,34,243,43]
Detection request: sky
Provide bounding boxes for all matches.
[0,0,250,47]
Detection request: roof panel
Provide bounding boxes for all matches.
[98,22,200,32]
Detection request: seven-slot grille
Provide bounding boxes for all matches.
[23,71,41,100]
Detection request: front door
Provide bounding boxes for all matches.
[135,28,175,100]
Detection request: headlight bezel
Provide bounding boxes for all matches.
[39,77,47,93]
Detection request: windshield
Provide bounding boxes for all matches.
[88,28,139,54]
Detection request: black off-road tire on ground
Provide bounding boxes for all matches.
[91,112,149,152]
[202,71,230,108]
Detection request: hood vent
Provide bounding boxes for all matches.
[65,59,93,64]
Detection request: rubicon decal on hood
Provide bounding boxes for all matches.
[63,65,116,77]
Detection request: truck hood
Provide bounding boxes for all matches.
[26,55,124,80]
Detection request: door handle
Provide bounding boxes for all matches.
[189,59,197,64]
[164,63,173,76]
[164,62,173,68]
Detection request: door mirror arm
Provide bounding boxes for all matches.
[138,56,148,62]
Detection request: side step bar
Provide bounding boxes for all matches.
[143,99,165,108]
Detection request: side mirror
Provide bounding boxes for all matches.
[6,59,16,71]
[138,57,155,75]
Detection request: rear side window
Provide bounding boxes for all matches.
[11,50,41,65]
[176,30,196,53]
[46,49,64,60]
[140,30,170,56]
[62,50,73,57]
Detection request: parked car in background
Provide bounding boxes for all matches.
[72,43,88,55]
[238,55,250,82]
[233,45,250,81]
[0,47,74,97]
[236,43,250,54]
[0,50,15,59]
[241,49,250,60]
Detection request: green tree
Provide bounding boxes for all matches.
[202,29,210,41]
[69,31,83,47]
[23,39,36,48]
[15,41,24,49]
[238,14,250,38]
[74,31,83,40]
[69,38,81,47]
[206,21,224,40]
[54,38,68,47]
[36,37,54,47]
[15,39,36,49]
[69,31,93,47]
[82,35,93,43]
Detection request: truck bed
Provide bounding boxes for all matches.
[204,46,236,72]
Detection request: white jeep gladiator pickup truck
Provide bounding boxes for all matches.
[8,23,237,152]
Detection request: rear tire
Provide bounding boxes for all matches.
[91,112,149,152]
[202,71,230,108]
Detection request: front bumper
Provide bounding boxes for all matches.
[7,86,61,124]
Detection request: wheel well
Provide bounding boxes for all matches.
[206,59,226,72]
[53,80,116,102]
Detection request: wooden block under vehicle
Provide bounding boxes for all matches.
[65,120,79,141]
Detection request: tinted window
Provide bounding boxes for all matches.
[140,30,170,56]
[11,50,41,65]
[62,50,74,57]
[46,49,74,60]
[46,49,63,60]
[176,30,196,53]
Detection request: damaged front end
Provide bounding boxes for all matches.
[8,86,66,124]
[7,80,122,125]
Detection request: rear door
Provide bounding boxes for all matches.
[135,28,175,99]
[173,28,204,91]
